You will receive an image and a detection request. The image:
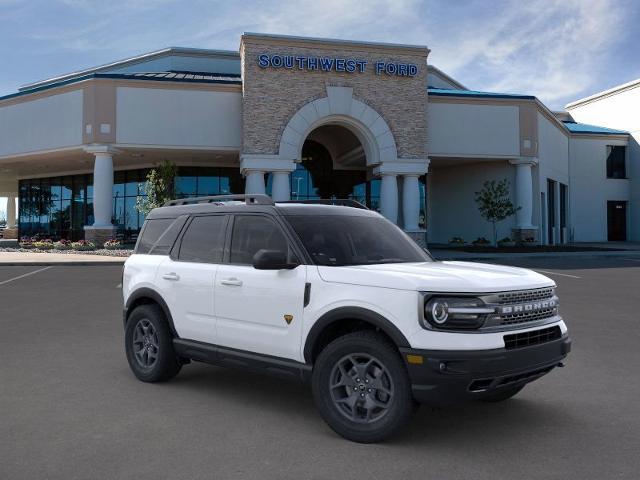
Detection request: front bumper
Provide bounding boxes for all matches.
[400,334,571,406]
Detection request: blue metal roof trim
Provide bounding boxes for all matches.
[427,87,536,100]
[562,121,628,135]
[0,72,242,102]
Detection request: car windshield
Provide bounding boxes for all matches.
[285,214,432,266]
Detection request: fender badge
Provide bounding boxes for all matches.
[284,314,294,325]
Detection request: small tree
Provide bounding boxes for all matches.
[474,179,519,246]
[136,160,178,215]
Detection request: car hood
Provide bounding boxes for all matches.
[317,261,555,293]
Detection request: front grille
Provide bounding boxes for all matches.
[497,287,554,305]
[484,288,558,328]
[503,326,562,350]
[500,307,557,325]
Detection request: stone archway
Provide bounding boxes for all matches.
[278,86,398,166]
[241,85,428,230]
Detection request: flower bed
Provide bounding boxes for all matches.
[7,236,132,256]
[71,240,96,251]
[103,239,123,250]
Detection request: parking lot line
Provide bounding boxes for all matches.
[0,266,52,286]
[533,269,581,279]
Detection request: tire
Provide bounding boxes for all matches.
[312,331,414,443]
[479,385,524,403]
[125,304,182,383]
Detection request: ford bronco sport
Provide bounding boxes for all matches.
[122,194,570,443]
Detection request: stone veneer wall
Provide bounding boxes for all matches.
[240,36,429,160]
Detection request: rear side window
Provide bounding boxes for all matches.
[178,215,228,263]
[135,218,174,254]
[229,215,290,265]
[149,216,188,255]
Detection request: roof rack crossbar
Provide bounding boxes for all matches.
[163,194,274,207]
[277,199,369,210]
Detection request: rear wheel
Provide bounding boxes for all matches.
[125,304,181,382]
[312,331,414,443]
[479,385,524,402]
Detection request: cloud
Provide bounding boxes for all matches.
[1,0,636,109]
[425,0,633,108]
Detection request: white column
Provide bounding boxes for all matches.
[6,195,16,229]
[379,173,398,224]
[92,152,114,227]
[271,172,290,202]
[555,181,562,244]
[510,158,537,229]
[245,170,265,195]
[402,175,420,231]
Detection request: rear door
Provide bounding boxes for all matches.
[214,214,307,361]
[157,214,229,344]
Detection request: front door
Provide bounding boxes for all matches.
[215,214,306,361]
[607,201,627,241]
[156,214,229,344]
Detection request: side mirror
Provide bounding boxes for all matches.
[252,249,298,270]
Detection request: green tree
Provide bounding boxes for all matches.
[136,160,178,215]
[474,179,519,246]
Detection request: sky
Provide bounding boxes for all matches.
[1,0,640,214]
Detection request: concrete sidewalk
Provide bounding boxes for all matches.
[0,251,127,266]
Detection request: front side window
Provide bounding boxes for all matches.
[229,216,290,265]
[286,215,430,266]
[178,215,227,263]
[606,146,626,179]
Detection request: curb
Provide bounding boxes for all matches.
[0,260,126,266]
[432,251,640,261]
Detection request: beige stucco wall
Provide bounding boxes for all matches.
[240,35,429,160]
[0,90,83,157]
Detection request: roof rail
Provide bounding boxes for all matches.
[163,194,274,207]
[277,199,369,210]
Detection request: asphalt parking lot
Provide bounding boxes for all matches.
[1,257,639,480]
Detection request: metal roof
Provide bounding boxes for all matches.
[427,87,535,100]
[19,47,240,92]
[561,121,628,135]
[0,71,242,103]
[120,71,241,82]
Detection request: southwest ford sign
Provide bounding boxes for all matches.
[257,54,418,77]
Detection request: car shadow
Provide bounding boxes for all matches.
[158,363,577,446]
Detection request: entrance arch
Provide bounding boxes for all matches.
[278,86,398,166]
[286,124,379,209]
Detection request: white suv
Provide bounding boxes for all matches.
[122,194,571,443]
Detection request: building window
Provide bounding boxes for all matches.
[606,146,626,179]
[18,166,244,243]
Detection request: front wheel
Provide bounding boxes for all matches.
[125,304,182,382]
[312,331,414,443]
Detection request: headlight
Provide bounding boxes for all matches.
[423,296,495,330]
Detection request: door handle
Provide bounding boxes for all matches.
[220,277,243,287]
[162,272,180,281]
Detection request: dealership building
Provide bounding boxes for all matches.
[0,33,637,246]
